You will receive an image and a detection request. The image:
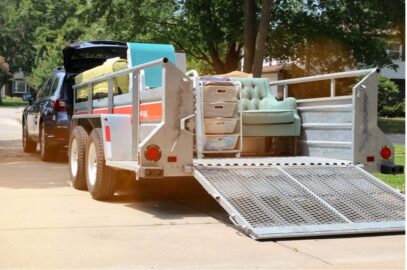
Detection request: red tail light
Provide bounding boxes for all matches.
[51,99,66,112]
[380,146,392,160]
[144,145,161,162]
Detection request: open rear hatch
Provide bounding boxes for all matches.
[63,40,128,73]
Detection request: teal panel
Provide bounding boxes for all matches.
[127,42,175,88]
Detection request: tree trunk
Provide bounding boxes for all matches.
[224,42,242,73]
[243,0,256,73]
[252,0,272,77]
[207,41,241,74]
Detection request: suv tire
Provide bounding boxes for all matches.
[22,121,37,153]
[40,122,57,161]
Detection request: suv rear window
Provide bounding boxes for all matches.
[49,75,64,96]
[71,47,127,60]
[37,77,54,99]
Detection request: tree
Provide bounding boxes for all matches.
[0,0,88,89]
[85,0,244,74]
[28,0,87,88]
[0,0,404,84]
[0,56,11,104]
[243,0,277,77]
[243,0,255,73]
[267,0,405,77]
[378,75,405,117]
[0,0,37,76]
[88,0,403,77]
[251,0,272,77]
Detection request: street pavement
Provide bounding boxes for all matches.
[0,107,405,269]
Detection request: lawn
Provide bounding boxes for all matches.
[378,117,405,133]
[0,96,28,107]
[374,144,405,192]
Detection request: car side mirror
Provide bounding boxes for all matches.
[22,93,34,105]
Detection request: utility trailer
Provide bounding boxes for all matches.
[68,44,404,240]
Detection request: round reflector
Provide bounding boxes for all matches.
[144,145,161,162]
[380,146,392,160]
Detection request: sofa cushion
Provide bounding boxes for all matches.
[243,110,295,124]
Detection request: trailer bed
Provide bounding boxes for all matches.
[193,159,405,239]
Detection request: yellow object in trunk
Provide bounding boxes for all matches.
[75,59,129,100]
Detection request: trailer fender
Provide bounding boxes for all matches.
[72,114,132,161]
[99,114,132,161]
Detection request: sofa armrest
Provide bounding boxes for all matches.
[280,97,297,110]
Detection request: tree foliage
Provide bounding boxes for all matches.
[85,0,244,74]
[0,0,37,75]
[0,0,404,88]
[0,56,11,85]
[0,55,11,104]
[378,75,405,117]
[267,0,405,77]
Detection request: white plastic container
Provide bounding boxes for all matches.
[204,134,239,151]
[204,118,238,134]
[202,85,238,101]
[203,102,236,118]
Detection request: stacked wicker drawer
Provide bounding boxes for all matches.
[201,81,242,155]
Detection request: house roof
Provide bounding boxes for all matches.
[262,64,292,73]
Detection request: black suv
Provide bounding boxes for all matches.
[22,41,127,161]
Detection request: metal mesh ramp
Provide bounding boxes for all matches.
[194,165,405,239]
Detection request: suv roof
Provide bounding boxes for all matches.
[64,40,127,50]
[52,66,65,73]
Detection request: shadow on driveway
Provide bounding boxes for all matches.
[0,139,230,225]
[114,177,230,223]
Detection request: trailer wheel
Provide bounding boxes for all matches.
[86,128,117,200]
[69,126,88,190]
[22,121,37,153]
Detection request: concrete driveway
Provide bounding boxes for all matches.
[0,107,404,269]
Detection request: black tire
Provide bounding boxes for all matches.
[39,122,57,162]
[86,128,118,200]
[22,121,37,153]
[69,126,88,190]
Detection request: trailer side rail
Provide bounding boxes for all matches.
[73,58,169,162]
[269,68,377,99]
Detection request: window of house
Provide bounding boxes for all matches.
[13,80,27,93]
[387,42,402,59]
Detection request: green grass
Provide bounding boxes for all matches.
[374,144,405,192]
[378,117,405,133]
[0,96,28,107]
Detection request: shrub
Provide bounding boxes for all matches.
[378,75,405,117]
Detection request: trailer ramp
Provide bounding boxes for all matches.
[193,164,405,239]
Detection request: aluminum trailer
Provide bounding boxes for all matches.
[69,58,404,240]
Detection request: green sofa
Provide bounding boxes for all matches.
[229,78,300,137]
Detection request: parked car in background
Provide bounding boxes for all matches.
[22,40,128,161]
